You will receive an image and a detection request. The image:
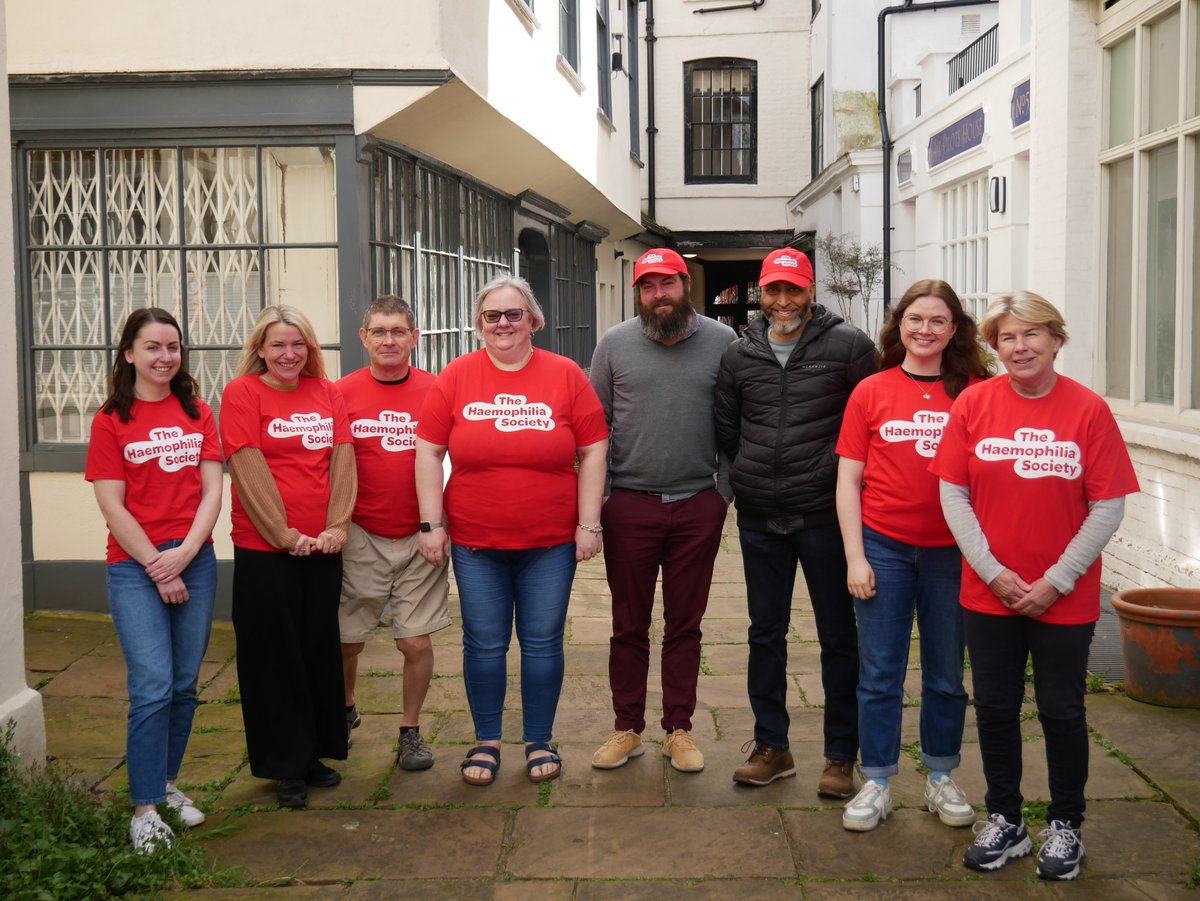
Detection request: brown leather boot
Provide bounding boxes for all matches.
[817,758,855,798]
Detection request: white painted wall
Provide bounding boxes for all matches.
[0,0,46,769]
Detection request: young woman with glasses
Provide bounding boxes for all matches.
[834,280,992,833]
[414,275,608,787]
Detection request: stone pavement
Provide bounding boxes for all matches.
[23,512,1200,898]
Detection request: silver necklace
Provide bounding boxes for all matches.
[901,368,942,401]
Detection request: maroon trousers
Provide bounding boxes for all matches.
[601,488,727,733]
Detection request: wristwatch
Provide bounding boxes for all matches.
[419,521,444,533]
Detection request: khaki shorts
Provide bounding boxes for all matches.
[338,522,451,643]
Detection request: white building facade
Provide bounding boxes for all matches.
[6,0,647,614]
[795,0,1199,589]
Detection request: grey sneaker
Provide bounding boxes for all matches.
[346,704,361,749]
[165,784,206,827]
[925,775,975,827]
[129,810,174,854]
[842,780,892,832]
[398,727,434,771]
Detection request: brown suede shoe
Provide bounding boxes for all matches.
[732,741,796,786]
[817,758,855,799]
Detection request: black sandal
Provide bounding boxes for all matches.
[525,741,563,784]
[460,745,500,786]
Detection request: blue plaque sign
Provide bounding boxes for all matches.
[1011,79,1031,127]
[927,108,985,169]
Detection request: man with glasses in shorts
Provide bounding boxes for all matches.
[336,296,450,770]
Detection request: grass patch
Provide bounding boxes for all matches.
[0,724,241,899]
[1186,858,1200,890]
[698,654,713,677]
[1091,733,1135,769]
[1086,672,1106,693]
[1021,800,1048,827]
[366,669,397,678]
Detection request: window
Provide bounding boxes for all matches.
[627,0,641,159]
[368,147,514,375]
[684,58,757,184]
[938,175,989,321]
[1101,4,1199,409]
[21,144,337,445]
[914,83,922,119]
[559,0,579,72]
[552,227,598,366]
[596,1,612,120]
[811,76,825,178]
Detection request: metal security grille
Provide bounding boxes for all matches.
[368,148,515,375]
[685,58,757,184]
[22,144,338,444]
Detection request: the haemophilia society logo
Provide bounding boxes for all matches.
[123,427,204,471]
[462,394,555,432]
[977,428,1082,479]
[351,411,417,452]
[880,411,949,458]
[267,412,333,449]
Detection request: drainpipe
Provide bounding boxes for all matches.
[645,0,657,222]
[877,0,996,309]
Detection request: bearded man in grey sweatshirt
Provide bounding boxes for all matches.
[588,248,736,775]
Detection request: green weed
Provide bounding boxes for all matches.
[0,724,241,899]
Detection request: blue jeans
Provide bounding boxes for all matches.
[855,526,966,779]
[740,522,859,759]
[107,542,217,807]
[450,542,577,743]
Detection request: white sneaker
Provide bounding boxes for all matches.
[924,775,975,827]
[165,784,206,827]
[129,810,174,854]
[842,780,892,832]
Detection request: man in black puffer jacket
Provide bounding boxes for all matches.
[715,248,877,795]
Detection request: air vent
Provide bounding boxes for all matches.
[962,13,981,35]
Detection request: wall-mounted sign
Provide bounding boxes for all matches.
[927,108,985,169]
[1011,80,1031,128]
[897,149,913,184]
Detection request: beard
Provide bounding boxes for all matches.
[767,313,806,336]
[639,298,694,342]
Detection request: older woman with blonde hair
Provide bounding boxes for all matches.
[220,304,356,809]
[932,292,1138,881]
[415,275,608,787]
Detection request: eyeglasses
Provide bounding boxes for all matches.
[902,314,952,335]
[366,327,412,341]
[481,308,527,324]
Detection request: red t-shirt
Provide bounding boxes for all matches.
[85,396,222,565]
[837,367,976,547]
[219,374,353,552]
[930,375,1139,624]
[336,366,434,539]
[416,349,608,550]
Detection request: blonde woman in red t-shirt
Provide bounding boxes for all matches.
[86,308,223,853]
[220,305,356,809]
[835,280,991,834]
[415,275,608,787]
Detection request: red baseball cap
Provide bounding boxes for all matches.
[759,248,814,288]
[633,248,689,284]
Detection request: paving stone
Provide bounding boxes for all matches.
[201,809,507,881]
[203,625,237,663]
[784,808,999,880]
[38,653,129,698]
[1086,693,1200,821]
[52,756,124,789]
[23,627,109,672]
[577,880,804,900]
[347,881,573,901]
[803,883,1055,899]
[568,616,617,645]
[507,808,795,879]
[714,707,828,745]
[166,887,346,899]
[552,741,668,807]
[1078,799,1200,881]
[43,695,127,758]
[355,673,467,713]
[175,754,245,792]
[198,663,240,702]
[193,701,246,733]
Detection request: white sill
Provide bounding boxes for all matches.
[557,55,585,94]
[503,0,539,33]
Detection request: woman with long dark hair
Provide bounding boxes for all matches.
[834,280,991,832]
[86,307,223,853]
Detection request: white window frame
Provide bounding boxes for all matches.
[938,174,989,322]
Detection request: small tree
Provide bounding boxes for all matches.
[815,231,896,340]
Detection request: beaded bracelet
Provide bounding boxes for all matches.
[576,522,603,534]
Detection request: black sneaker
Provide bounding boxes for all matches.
[963,813,1033,871]
[305,760,342,788]
[277,779,308,808]
[346,704,361,749]
[1036,820,1085,881]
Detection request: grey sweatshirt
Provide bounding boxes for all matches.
[590,315,737,498]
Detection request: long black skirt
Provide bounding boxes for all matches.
[232,548,347,780]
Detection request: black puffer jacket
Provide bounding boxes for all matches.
[715,306,877,533]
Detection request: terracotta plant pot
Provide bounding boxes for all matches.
[1110,588,1200,708]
